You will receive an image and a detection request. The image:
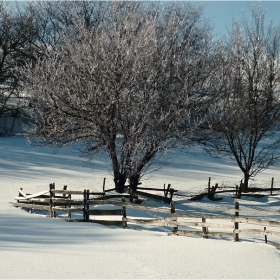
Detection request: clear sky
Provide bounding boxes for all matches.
[197,1,280,37]
[7,1,280,38]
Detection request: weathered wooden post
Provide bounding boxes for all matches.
[83,189,89,222]
[49,183,55,218]
[271,177,274,196]
[264,227,267,243]
[202,217,208,239]
[83,189,86,222]
[18,188,24,203]
[103,178,106,194]
[234,201,239,242]
[63,185,67,198]
[208,177,211,196]
[49,183,52,216]
[165,184,171,198]
[68,193,71,220]
[170,202,178,233]
[169,188,174,203]
[235,185,238,197]
[122,197,127,228]
[87,189,90,221]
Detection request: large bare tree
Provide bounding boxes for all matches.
[20,1,215,192]
[194,6,280,189]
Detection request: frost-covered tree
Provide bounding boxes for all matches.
[20,2,215,192]
[195,6,280,189]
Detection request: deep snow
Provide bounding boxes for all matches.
[1,136,280,279]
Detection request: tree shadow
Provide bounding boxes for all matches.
[0,212,124,251]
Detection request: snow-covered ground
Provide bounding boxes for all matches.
[1,136,280,279]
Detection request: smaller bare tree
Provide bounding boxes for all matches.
[194,6,280,189]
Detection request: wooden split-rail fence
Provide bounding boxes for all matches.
[13,181,176,221]
[13,184,280,249]
[190,177,280,201]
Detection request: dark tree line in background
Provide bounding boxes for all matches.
[1,1,280,191]
[0,1,105,134]
[0,2,36,135]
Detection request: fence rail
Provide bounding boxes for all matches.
[13,184,280,250]
[203,177,280,200]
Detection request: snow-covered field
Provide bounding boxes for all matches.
[1,136,280,279]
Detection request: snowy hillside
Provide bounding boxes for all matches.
[1,136,280,279]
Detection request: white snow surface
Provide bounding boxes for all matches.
[1,136,280,279]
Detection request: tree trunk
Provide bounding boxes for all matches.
[114,173,127,193]
[129,174,140,191]
[243,172,250,190]
[108,139,127,193]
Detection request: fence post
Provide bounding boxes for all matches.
[165,184,171,198]
[122,197,127,228]
[83,189,89,222]
[103,178,106,194]
[264,227,267,243]
[271,177,274,196]
[53,183,56,217]
[68,193,71,220]
[208,177,211,195]
[234,201,239,242]
[235,185,238,197]
[87,189,90,221]
[202,217,208,239]
[49,183,55,218]
[170,202,178,233]
[63,185,67,198]
[169,188,174,203]
[17,188,22,203]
